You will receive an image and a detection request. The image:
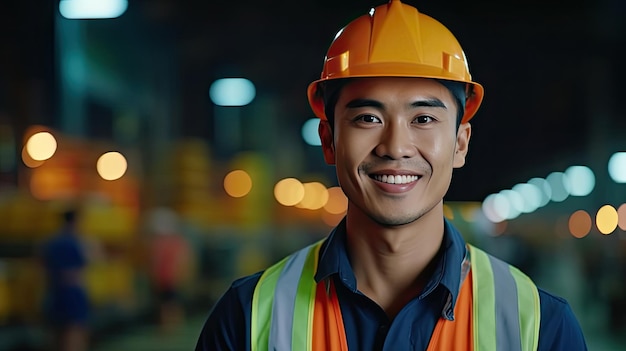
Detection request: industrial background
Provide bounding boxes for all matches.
[0,0,625,350]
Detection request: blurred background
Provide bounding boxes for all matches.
[0,0,625,350]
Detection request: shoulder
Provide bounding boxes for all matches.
[537,288,588,351]
[208,271,263,320]
[195,272,262,351]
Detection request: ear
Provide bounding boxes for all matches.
[318,120,336,165]
[453,122,471,168]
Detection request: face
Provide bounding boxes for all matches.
[319,77,471,226]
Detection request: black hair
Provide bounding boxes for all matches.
[318,79,350,129]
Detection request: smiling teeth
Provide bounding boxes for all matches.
[373,175,419,184]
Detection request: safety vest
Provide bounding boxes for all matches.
[251,239,540,351]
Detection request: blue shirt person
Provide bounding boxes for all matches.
[196,1,588,350]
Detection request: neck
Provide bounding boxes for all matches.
[345,204,445,319]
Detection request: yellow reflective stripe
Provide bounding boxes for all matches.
[251,239,325,351]
[469,244,540,351]
[470,245,497,351]
[291,241,323,351]
[509,266,540,351]
[251,254,290,351]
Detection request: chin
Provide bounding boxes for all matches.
[371,213,422,227]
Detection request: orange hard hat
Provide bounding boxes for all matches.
[307,0,484,123]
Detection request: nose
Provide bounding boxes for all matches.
[374,123,418,160]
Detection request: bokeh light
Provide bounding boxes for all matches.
[501,189,523,219]
[223,170,252,198]
[608,152,626,183]
[96,151,127,180]
[209,78,256,106]
[301,118,321,146]
[482,193,507,223]
[596,205,618,235]
[565,165,595,196]
[297,182,329,210]
[25,131,57,161]
[59,0,128,19]
[569,210,591,238]
[546,172,569,202]
[528,177,551,207]
[274,178,305,206]
[512,183,542,213]
[21,146,44,168]
[618,203,626,231]
[323,186,348,215]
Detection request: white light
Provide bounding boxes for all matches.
[482,194,505,223]
[492,193,512,220]
[501,189,523,219]
[528,177,551,207]
[608,152,626,183]
[546,172,569,202]
[565,165,595,196]
[25,132,57,161]
[209,78,256,106]
[301,119,321,146]
[512,183,542,213]
[59,0,128,19]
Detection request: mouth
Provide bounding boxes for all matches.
[370,174,421,184]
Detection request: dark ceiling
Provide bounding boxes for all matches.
[2,0,625,201]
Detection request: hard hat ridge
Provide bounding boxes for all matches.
[368,0,424,65]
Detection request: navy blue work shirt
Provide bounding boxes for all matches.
[196,218,588,350]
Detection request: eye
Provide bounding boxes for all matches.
[413,115,435,124]
[355,114,381,124]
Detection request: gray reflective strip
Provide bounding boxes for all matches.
[268,246,310,351]
[488,254,522,351]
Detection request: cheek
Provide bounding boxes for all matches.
[335,130,374,160]
[418,134,457,164]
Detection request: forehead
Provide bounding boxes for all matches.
[338,77,454,103]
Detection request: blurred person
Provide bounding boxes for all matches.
[41,209,90,351]
[196,1,587,350]
[147,207,192,333]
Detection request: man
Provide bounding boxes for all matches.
[41,209,91,351]
[196,1,587,350]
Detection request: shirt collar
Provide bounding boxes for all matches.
[423,218,468,320]
[314,217,468,320]
[314,217,358,291]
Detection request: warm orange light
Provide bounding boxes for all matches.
[618,203,626,231]
[21,146,44,168]
[568,210,591,238]
[96,152,127,180]
[297,182,329,210]
[323,187,348,215]
[274,178,304,206]
[25,131,57,161]
[596,205,618,235]
[224,170,252,198]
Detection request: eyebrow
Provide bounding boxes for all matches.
[411,98,447,109]
[344,98,448,110]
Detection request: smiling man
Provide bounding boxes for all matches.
[195,1,587,350]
